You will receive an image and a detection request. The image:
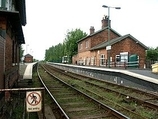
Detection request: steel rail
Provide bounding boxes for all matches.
[37,64,70,119]
[41,64,130,119]
[45,63,158,118]
[84,81,158,110]
[49,63,158,110]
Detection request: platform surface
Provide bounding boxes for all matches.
[23,62,37,79]
[128,69,157,79]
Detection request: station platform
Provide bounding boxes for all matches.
[100,67,158,83]
[23,62,37,79]
[127,69,157,79]
[49,62,158,91]
[118,69,158,87]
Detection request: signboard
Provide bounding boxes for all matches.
[26,91,42,112]
[106,45,111,50]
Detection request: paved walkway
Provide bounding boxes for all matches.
[128,69,157,79]
[119,69,158,85]
[23,62,37,79]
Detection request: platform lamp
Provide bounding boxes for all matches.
[102,5,121,68]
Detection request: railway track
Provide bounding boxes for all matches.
[37,64,130,119]
[43,63,158,119]
[51,65,158,109]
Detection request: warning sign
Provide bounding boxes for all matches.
[26,91,42,112]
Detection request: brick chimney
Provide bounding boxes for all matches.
[90,26,95,34]
[101,15,111,29]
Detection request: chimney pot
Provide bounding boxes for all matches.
[90,26,95,34]
[101,15,111,29]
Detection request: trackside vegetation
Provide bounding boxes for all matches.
[45,28,87,63]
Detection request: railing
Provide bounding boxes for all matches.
[109,61,139,68]
[78,60,139,69]
[100,61,139,69]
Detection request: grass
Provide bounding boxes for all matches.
[38,64,158,118]
[12,65,39,119]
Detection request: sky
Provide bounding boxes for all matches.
[22,0,158,60]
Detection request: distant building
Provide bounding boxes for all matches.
[24,54,33,63]
[72,16,148,69]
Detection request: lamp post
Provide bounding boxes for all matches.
[102,5,121,68]
[26,44,29,54]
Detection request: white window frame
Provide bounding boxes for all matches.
[85,40,89,48]
[100,54,105,66]
[79,43,82,50]
[120,52,128,62]
[86,57,90,65]
[91,56,94,65]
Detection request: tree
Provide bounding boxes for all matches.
[20,45,24,61]
[45,46,55,62]
[45,43,64,62]
[146,47,158,63]
[64,29,87,63]
[45,28,87,63]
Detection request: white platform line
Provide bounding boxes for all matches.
[51,63,158,84]
[23,62,37,79]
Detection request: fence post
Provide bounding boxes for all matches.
[124,62,127,69]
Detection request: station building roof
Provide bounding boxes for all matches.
[90,34,148,51]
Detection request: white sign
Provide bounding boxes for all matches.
[26,91,42,112]
[106,45,111,50]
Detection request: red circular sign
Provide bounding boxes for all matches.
[26,92,41,106]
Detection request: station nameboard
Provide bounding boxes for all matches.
[26,91,42,112]
[106,45,111,50]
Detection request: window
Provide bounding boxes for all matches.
[79,43,82,50]
[91,57,94,65]
[115,55,120,62]
[6,0,11,10]
[120,52,128,62]
[0,0,6,10]
[0,0,12,10]
[100,54,105,66]
[94,56,96,65]
[0,29,6,38]
[83,57,86,65]
[86,57,90,65]
[90,56,96,65]
[85,40,89,48]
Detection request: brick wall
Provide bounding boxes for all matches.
[0,17,6,89]
[78,29,120,53]
[4,18,21,88]
[0,36,5,89]
[111,37,146,68]
[24,57,33,63]
[5,34,13,70]
[90,50,107,66]
[91,30,119,48]
[78,37,91,53]
[76,29,119,66]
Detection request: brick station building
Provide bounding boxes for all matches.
[24,54,33,63]
[0,1,27,117]
[0,1,26,89]
[72,16,148,69]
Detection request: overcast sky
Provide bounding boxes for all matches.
[22,0,158,60]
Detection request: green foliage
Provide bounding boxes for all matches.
[45,43,64,62]
[45,28,87,63]
[146,47,158,62]
[20,45,24,61]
